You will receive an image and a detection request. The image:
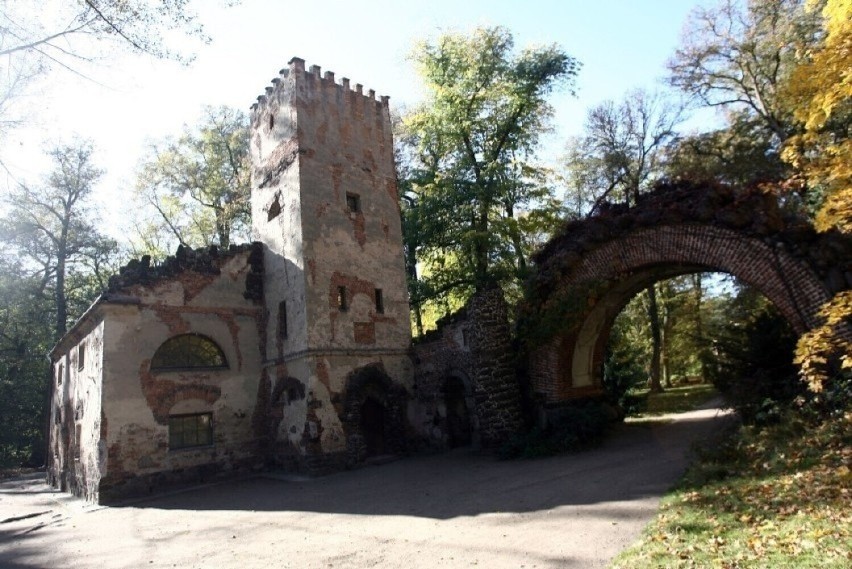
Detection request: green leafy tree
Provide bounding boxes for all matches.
[401,26,578,317]
[0,264,52,467]
[133,105,251,256]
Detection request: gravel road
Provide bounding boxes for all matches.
[0,402,734,569]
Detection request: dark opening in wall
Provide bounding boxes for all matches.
[443,376,472,448]
[278,301,288,338]
[346,192,361,213]
[338,286,348,311]
[268,114,274,131]
[77,343,85,371]
[268,195,281,221]
[361,397,385,457]
[57,364,63,385]
[375,288,384,314]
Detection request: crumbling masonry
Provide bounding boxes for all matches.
[47,59,849,503]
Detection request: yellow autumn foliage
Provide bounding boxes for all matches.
[782,0,852,232]
[783,0,852,390]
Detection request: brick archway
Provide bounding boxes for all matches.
[522,182,851,403]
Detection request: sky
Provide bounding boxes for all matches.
[2,0,711,243]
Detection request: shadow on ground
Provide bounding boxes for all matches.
[115,407,736,518]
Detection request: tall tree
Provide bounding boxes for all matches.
[562,89,684,391]
[668,0,825,145]
[402,26,578,311]
[0,138,116,339]
[133,106,251,256]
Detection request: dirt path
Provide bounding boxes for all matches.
[0,403,734,569]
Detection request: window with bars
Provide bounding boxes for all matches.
[168,413,213,450]
[151,334,228,372]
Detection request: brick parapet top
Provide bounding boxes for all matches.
[106,242,263,294]
[249,57,390,115]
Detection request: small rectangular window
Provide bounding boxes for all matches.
[346,193,361,213]
[338,286,348,311]
[77,343,85,371]
[278,301,288,338]
[57,364,63,385]
[461,328,470,347]
[375,288,384,314]
[169,413,213,450]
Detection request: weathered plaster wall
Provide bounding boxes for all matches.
[250,59,415,470]
[97,250,264,501]
[48,321,104,501]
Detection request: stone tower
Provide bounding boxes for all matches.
[250,58,413,469]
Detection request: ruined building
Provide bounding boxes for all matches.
[47,58,488,503]
[47,58,848,504]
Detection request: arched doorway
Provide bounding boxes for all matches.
[342,363,407,465]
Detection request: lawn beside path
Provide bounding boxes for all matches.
[611,389,851,568]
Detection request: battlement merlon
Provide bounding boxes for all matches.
[249,57,391,117]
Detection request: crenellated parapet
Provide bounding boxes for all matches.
[249,57,390,131]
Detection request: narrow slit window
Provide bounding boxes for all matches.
[268,114,275,131]
[338,286,348,311]
[375,288,384,314]
[346,193,360,213]
[77,343,85,371]
[278,301,288,338]
[57,364,63,385]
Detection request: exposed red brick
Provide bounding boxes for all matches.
[353,321,376,344]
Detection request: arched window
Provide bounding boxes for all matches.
[150,334,228,372]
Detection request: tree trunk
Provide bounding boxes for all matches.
[693,273,707,382]
[474,204,490,290]
[646,284,664,392]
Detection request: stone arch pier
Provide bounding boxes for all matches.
[521,181,851,404]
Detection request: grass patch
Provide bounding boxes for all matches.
[626,383,719,417]
[610,411,852,568]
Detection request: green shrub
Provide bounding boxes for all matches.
[498,400,612,459]
[708,302,805,425]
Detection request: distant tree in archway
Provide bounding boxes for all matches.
[562,89,685,392]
